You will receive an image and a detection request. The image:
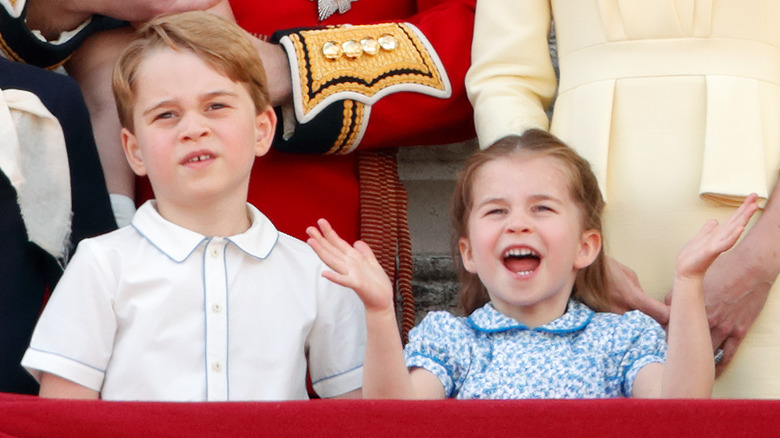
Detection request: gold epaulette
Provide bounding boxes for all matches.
[279,22,451,126]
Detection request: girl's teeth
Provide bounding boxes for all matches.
[504,248,537,257]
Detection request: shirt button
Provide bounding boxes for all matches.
[211,303,223,313]
[212,361,223,372]
[210,248,219,258]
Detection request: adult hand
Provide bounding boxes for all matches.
[247,35,293,107]
[29,0,221,40]
[666,190,775,376]
[202,4,293,108]
[699,245,773,375]
[75,0,221,22]
[605,256,670,326]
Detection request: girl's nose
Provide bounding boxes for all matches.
[506,212,532,234]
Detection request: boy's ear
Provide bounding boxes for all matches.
[254,106,277,158]
[458,236,478,273]
[121,127,148,176]
[574,229,602,270]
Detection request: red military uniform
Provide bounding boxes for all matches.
[229,0,476,244]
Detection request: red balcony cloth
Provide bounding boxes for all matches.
[1,393,778,437]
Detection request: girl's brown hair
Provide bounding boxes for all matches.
[452,129,611,315]
[112,11,270,131]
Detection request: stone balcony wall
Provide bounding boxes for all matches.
[399,140,476,322]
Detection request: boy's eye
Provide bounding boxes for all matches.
[208,102,227,111]
[153,111,175,121]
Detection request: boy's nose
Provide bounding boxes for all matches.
[179,114,210,141]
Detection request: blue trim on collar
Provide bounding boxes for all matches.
[227,204,278,260]
[467,300,593,334]
[130,201,279,262]
[131,223,206,264]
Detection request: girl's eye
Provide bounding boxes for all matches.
[485,208,506,216]
[532,204,554,213]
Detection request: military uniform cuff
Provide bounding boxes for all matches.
[271,23,450,154]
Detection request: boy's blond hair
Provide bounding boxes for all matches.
[112,11,270,131]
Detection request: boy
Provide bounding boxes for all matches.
[20,11,366,401]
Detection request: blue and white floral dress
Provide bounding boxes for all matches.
[404,300,666,399]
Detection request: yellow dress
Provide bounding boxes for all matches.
[467,0,780,398]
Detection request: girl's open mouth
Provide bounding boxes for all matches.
[502,247,540,276]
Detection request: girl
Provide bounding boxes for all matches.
[307,130,758,399]
[465,1,780,398]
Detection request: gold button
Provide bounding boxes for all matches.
[322,41,342,60]
[342,40,363,59]
[378,34,397,51]
[360,38,380,56]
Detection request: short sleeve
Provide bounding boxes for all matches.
[403,311,473,398]
[21,239,118,391]
[617,311,667,396]
[307,266,367,398]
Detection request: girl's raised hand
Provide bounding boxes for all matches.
[306,219,395,312]
[675,194,759,281]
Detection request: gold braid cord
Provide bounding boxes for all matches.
[358,150,415,343]
[327,100,365,155]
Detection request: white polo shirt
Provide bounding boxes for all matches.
[22,201,366,401]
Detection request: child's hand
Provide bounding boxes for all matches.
[675,194,759,281]
[307,219,394,313]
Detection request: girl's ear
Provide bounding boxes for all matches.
[574,229,602,269]
[254,105,277,158]
[121,127,148,176]
[458,236,478,273]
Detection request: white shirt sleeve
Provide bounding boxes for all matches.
[306,266,366,398]
[21,238,118,392]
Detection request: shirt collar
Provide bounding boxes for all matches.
[131,200,278,262]
[467,300,593,334]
